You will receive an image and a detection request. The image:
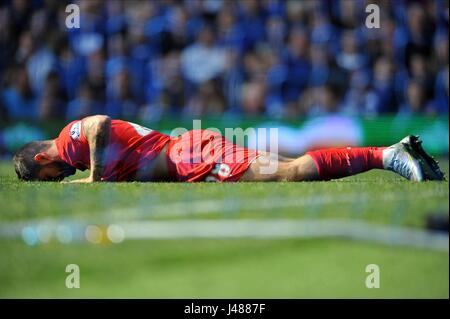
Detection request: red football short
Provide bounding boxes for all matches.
[166,130,259,182]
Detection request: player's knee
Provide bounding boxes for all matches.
[282,159,318,182]
[276,162,303,182]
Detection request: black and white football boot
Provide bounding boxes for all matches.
[382,135,445,181]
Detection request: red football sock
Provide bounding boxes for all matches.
[306,147,386,180]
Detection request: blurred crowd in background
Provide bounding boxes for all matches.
[0,0,448,124]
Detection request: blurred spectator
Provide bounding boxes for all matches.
[404,3,434,59]
[26,31,60,96]
[395,53,434,106]
[1,64,38,120]
[185,79,226,116]
[39,70,68,119]
[306,84,341,117]
[282,27,310,103]
[342,70,379,117]
[151,51,187,115]
[241,79,267,115]
[373,56,397,113]
[429,65,449,114]
[181,25,226,85]
[66,80,103,120]
[399,80,428,114]
[105,67,139,118]
[336,30,367,72]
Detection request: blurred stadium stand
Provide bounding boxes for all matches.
[0,0,448,155]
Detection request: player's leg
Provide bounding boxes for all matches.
[240,135,445,182]
[305,135,445,181]
[239,153,319,181]
[241,145,387,182]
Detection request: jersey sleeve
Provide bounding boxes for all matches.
[54,120,91,171]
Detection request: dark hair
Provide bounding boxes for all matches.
[13,140,53,181]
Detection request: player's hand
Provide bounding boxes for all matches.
[61,176,95,183]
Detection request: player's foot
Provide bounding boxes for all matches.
[382,135,445,181]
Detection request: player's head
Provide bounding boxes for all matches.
[13,140,76,181]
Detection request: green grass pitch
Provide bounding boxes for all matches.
[0,160,448,298]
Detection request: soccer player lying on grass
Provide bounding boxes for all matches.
[13,115,444,183]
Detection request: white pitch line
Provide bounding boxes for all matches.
[0,218,447,251]
[119,219,449,251]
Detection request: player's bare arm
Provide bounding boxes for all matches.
[63,115,112,183]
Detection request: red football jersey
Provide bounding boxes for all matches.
[54,119,171,181]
